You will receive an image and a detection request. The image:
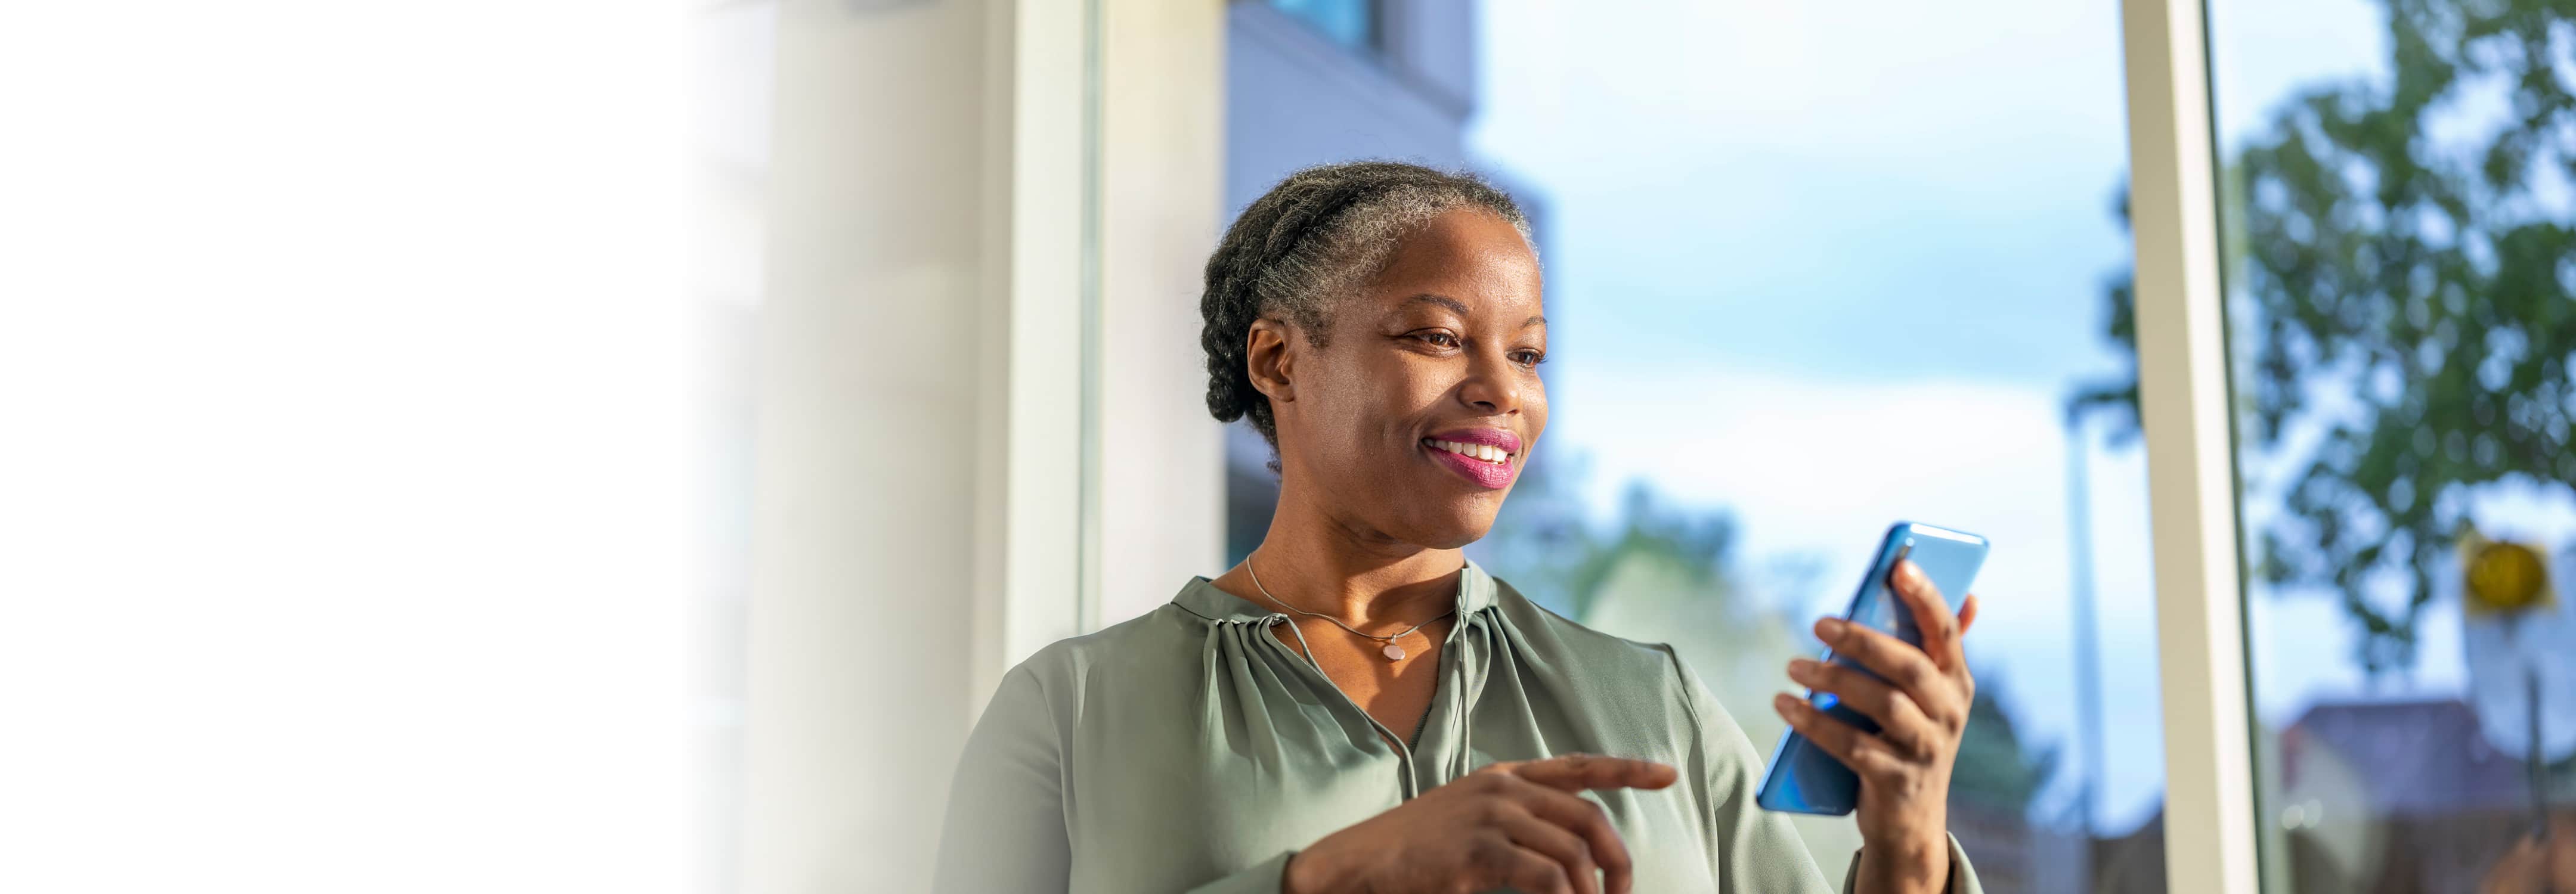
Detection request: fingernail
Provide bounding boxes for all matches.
[1902,560,1928,586]
[1788,657,1817,678]
[1773,693,1797,713]
[1815,617,1846,640]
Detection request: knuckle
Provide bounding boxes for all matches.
[1900,660,1940,690]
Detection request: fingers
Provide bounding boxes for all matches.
[1785,657,1941,757]
[1815,617,1963,729]
[1461,770,1639,894]
[1772,693,1906,779]
[1468,834,1575,894]
[1887,560,1966,670]
[1493,809,1601,894]
[1958,593,1981,637]
[1498,753,1679,792]
[1512,781,1636,894]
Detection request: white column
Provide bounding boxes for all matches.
[2120,0,2262,891]
[737,0,1085,890]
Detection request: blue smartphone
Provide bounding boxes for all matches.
[1754,522,1989,815]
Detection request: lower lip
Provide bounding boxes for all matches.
[1425,443,1516,489]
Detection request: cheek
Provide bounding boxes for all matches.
[1317,354,1442,429]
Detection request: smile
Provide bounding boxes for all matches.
[1420,436,1518,489]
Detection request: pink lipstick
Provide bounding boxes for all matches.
[1420,427,1522,489]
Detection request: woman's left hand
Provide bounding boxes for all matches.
[1772,559,1981,894]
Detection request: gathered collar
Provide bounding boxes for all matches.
[1172,558,1499,625]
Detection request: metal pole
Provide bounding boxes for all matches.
[2067,413,2110,886]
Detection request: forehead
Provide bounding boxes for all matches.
[1365,209,1543,314]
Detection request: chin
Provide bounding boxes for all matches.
[1390,498,1507,550]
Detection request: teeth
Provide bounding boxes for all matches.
[1425,439,1511,465]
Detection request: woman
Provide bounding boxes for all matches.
[931,162,1986,894]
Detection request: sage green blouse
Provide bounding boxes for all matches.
[930,561,1980,893]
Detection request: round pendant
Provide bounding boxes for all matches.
[1382,642,1407,661]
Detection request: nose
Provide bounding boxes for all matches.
[1456,345,1524,415]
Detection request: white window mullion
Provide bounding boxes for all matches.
[2120,0,2261,891]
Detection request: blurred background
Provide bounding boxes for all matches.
[5,1,2572,892]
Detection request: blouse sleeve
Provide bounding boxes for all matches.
[1662,646,1984,894]
[931,665,1072,894]
[930,661,1299,894]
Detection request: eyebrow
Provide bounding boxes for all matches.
[1398,293,1548,329]
[1400,293,1473,317]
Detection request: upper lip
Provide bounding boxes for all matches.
[1424,427,1522,455]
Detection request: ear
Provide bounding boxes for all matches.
[1244,318,1296,405]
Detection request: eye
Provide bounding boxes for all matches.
[1411,330,1461,349]
[1512,349,1547,368]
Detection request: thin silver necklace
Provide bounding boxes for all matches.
[1246,554,1456,662]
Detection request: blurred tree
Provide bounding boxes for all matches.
[2077,0,2576,676]
[1949,673,2061,817]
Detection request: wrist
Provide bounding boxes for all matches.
[1857,833,1950,893]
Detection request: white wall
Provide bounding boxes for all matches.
[740,1,1006,890]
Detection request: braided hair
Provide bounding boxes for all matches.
[1199,161,1534,452]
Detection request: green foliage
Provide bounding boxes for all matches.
[2082,0,2576,675]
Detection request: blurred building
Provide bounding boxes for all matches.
[2273,699,2572,894]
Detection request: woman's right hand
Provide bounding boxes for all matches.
[1280,753,1677,894]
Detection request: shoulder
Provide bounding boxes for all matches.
[996,602,1208,700]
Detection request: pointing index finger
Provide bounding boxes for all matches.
[1509,753,1679,791]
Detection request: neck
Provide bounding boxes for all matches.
[1237,470,1464,628]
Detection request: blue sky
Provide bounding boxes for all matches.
[1466,0,2411,834]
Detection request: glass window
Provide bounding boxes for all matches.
[2197,0,2576,890]
[1266,0,1379,54]
[1226,2,2162,889]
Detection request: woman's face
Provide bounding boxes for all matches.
[1270,207,1547,550]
